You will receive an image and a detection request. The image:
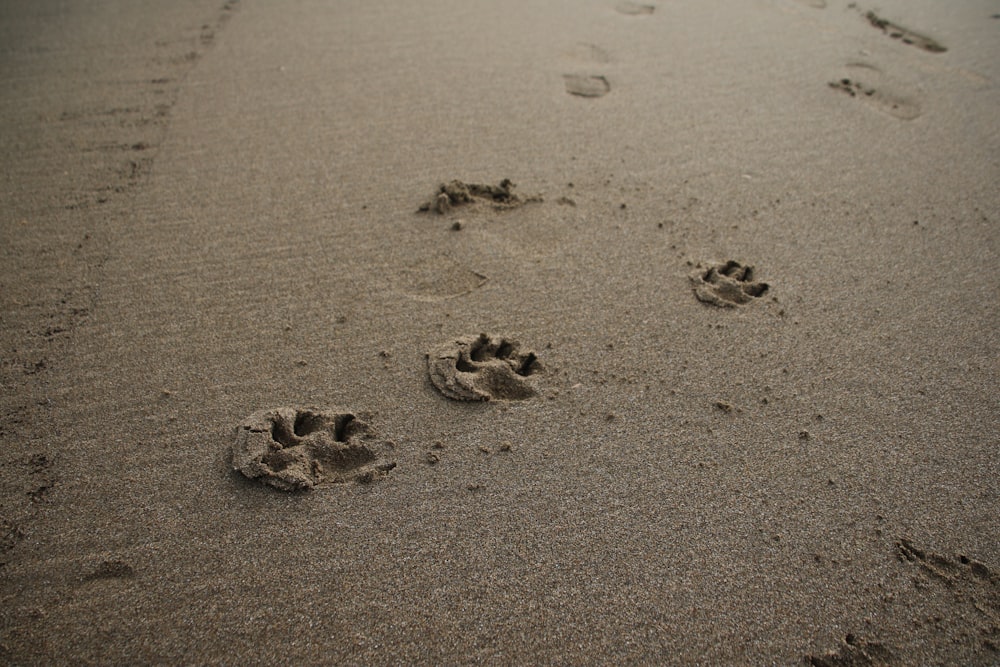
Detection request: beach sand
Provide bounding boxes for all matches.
[1,0,998,663]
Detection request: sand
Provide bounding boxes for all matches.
[1,0,998,663]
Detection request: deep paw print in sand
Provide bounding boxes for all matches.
[428,333,541,401]
[417,179,539,215]
[231,407,395,491]
[690,260,769,307]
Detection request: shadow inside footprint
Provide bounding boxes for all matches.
[231,407,394,491]
[427,333,541,401]
[564,74,610,98]
[615,2,655,15]
[690,260,769,307]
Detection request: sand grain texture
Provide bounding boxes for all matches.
[1,0,998,664]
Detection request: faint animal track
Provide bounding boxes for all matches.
[615,2,655,15]
[862,10,947,53]
[895,538,1000,654]
[807,634,895,666]
[397,256,488,302]
[565,42,612,64]
[828,63,921,121]
[563,74,611,98]
[690,260,769,307]
[896,539,994,585]
[231,408,395,491]
[84,559,136,581]
[427,333,541,401]
[1,517,25,556]
[417,179,539,214]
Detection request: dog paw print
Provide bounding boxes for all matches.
[427,333,541,401]
[690,260,769,307]
[231,407,395,491]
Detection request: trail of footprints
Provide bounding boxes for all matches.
[826,6,947,121]
[231,170,769,490]
[560,2,655,99]
[806,540,999,664]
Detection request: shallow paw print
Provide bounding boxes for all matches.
[231,407,394,491]
[690,260,769,307]
[427,333,541,401]
[563,74,610,98]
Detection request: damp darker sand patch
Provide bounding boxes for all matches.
[862,10,947,53]
[615,2,655,15]
[690,260,769,307]
[427,333,541,401]
[807,634,895,666]
[231,407,395,491]
[417,179,540,215]
[828,63,921,121]
[563,74,611,98]
[84,559,136,582]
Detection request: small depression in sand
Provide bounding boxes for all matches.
[828,63,922,121]
[563,74,610,98]
[565,42,612,64]
[615,2,655,15]
[396,256,488,302]
[231,407,395,491]
[690,260,769,307]
[428,333,541,401]
[807,635,894,667]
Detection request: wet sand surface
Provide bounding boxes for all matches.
[1,0,998,663]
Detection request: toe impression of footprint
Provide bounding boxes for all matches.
[428,333,541,401]
[690,260,769,307]
[863,9,947,53]
[231,407,395,491]
[828,63,921,121]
